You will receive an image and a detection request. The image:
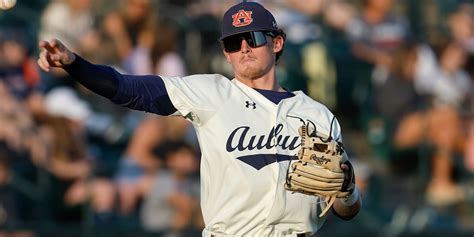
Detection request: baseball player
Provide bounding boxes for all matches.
[38,1,361,236]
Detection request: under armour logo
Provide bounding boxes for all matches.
[245,101,256,109]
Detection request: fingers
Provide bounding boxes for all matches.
[37,39,67,71]
[39,39,66,56]
[37,50,50,72]
[37,58,49,72]
[50,39,66,52]
[50,39,59,48]
[38,41,47,49]
[39,40,56,53]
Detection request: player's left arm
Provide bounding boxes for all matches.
[329,115,361,220]
[331,161,361,220]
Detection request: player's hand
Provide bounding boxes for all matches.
[340,161,355,197]
[37,39,76,72]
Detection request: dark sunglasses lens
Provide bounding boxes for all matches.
[251,32,268,47]
[223,36,242,52]
[223,32,268,52]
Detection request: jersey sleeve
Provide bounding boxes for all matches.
[63,54,178,116]
[111,74,177,115]
[161,74,232,126]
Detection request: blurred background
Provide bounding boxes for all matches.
[0,0,473,236]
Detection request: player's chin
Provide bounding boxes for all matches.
[239,67,265,80]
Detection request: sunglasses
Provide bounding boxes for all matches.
[221,31,275,53]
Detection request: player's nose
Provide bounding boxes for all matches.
[240,39,251,53]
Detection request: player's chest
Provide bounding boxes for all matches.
[211,95,309,154]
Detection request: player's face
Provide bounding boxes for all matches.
[223,32,284,80]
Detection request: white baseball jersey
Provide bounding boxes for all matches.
[162,74,343,236]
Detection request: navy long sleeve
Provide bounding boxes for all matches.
[63,54,177,115]
[63,54,119,99]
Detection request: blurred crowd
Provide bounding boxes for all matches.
[0,0,473,236]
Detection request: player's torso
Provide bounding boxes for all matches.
[197,79,332,236]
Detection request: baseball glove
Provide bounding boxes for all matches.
[285,121,355,217]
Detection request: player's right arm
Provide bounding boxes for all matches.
[38,39,177,115]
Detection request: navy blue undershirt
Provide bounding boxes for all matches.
[255,88,295,104]
[64,55,295,115]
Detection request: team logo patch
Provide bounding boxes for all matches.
[232,10,253,27]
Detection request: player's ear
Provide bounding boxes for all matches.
[272,35,284,54]
[223,50,231,63]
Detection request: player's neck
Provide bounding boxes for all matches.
[236,69,284,92]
